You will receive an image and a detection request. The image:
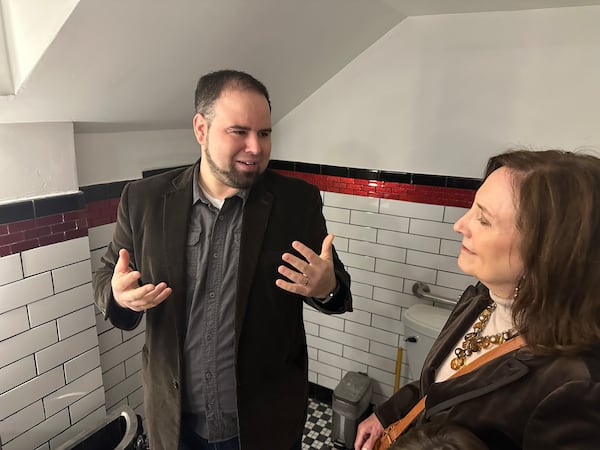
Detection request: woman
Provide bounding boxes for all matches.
[354,149,600,450]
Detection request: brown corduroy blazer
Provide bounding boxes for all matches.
[94,162,352,450]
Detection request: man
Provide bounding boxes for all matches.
[93,70,352,450]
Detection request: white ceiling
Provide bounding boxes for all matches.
[1,0,600,133]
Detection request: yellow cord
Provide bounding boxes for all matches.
[394,346,403,392]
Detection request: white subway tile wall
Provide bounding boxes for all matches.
[0,237,104,450]
[0,191,474,447]
[309,192,474,404]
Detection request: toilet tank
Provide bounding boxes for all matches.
[403,304,451,380]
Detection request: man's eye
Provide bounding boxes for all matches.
[259,131,271,137]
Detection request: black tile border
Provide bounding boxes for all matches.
[34,193,86,218]
[79,184,110,203]
[0,192,86,225]
[80,180,133,204]
[295,162,322,174]
[0,200,35,224]
[268,160,482,188]
[321,165,350,177]
[267,160,295,171]
[411,173,447,187]
[348,168,380,181]
[379,171,411,183]
[446,177,482,190]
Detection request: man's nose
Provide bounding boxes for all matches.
[245,134,262,154]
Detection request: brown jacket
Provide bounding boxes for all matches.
[376,283,600,449]
[93,163,352,449]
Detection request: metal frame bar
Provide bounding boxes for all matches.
[411,281,456,306]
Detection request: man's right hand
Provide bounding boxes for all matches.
[111,249,172,312]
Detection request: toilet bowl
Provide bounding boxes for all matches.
[403,304,451,380]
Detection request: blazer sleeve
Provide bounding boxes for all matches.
[523,379,600,449]
[92,183,144,330]
[374,379,421,428]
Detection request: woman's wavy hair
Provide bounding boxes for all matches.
[483,149,600,354]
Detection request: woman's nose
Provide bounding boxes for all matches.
[454,212,467,235]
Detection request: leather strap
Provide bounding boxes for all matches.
[374,335,526,450]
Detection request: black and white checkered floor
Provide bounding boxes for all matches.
[302,398,336,450]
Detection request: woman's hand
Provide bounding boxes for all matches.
[354,412,384,450]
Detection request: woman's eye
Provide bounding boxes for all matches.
[477,217,490,226]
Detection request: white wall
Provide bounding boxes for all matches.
[74,129,199,186]
[1,0,80,92]
[272,6,600,177]
[0,122,79,204]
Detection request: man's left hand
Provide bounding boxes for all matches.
[275,234,337,298]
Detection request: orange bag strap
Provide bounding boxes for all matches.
[374,335,526,450]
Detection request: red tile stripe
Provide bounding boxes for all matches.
[0,210,89,257]
[275,170,475,208]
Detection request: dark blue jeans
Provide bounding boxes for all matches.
[178,428,302,450]
[178,429,239,450]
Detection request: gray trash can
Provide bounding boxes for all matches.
[54,405,146,450]
[331,371,372,449]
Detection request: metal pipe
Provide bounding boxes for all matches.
[411,281,456,307]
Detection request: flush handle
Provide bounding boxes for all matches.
[405,336,418,343]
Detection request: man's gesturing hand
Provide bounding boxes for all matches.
[111,249,172,312]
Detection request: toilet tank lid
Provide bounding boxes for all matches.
[404,304,451,338]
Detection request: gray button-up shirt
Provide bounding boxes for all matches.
[182,165,246,442]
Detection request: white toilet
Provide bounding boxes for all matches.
[403,304,452,380]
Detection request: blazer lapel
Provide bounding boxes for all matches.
[235,177,273,350]
[163,165,195,346]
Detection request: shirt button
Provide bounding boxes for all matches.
[209,292,215,298]
[213,253,218,258]
[172,380,179,389]
[205,371,212,380]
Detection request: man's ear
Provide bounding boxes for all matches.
[193,113,208,146]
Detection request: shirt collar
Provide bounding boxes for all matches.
[192,162,248,206]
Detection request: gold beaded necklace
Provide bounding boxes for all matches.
[450,301,518,371]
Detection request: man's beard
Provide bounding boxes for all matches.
[203,140,262,190]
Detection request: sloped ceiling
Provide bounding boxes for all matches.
[1,0,600,133]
